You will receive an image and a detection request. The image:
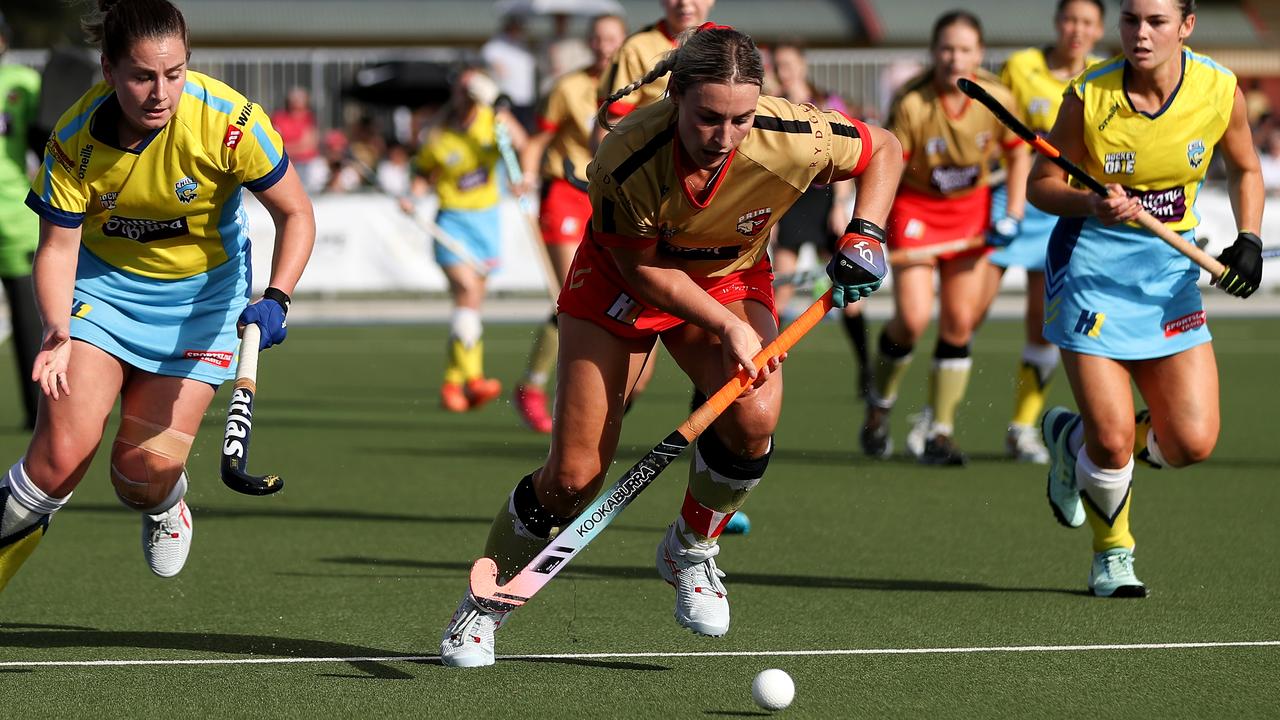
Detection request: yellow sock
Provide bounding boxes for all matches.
[871,349,913,407]
[523,320,559,388]
[1011,362,1049,427]
[929,359,972,433]
[1085,487,1134,552]
[445,338,486,384]
[0,527,45,594]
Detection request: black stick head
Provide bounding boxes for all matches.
[220,461,283,496]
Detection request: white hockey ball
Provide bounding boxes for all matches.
[751,668,795,711]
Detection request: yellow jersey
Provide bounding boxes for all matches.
[413,104,501,211]
[588,95,872,277]
[1001,47,1099,135]
[536,67,600,188]
[600,20,679,117]
[888,69,1021,197]
[1070,49,1236,231]
[27,70,287,280]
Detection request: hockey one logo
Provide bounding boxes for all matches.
[222,387,254,463]
[1103,151,1136,175]
[99,192,118,210]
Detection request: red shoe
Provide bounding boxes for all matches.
[514,384,553,433]
[441,382,469,413]
[464,377,502,410]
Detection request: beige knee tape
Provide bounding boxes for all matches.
[110,416,194,511]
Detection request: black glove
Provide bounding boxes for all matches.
[1212,232,1262,299]
[826,219,888,308]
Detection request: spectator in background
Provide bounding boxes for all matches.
[482,13,538,132]
[0,12,42,429]
[377,141,412,198]
[347,114,385,177]
[302,129,361,194]
[1260,123,1280,194]
[271,86,319,166]
[539,13,592,86]
[768,41,870,397]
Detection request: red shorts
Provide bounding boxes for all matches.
[887,185,992,263]
[539,178,592,246]
[557,238,776,340]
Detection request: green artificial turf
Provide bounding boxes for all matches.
[0,317,1276,717]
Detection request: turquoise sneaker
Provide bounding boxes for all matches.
[1089,547,1149,598]
[722,511,751,535]
[1041,406,1085,528]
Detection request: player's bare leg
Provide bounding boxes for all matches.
[515,241,578,432]
[920,253,985,465]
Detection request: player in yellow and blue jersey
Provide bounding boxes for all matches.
[981,0,1105,464]
[0,0,314,593]
[1030,0,1264,597]
[401,67,526,413]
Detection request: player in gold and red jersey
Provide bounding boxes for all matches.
[598,0,714,126]
[511,14,628,433]
[861,10,1030,466]
[437,24,903,668]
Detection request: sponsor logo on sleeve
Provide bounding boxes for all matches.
[101,215,190,242]
[235,101,255,128]
[184,350,234,368]
[223,125,243,149]
[77,144,94,179]
[99,191,118,210]
[46,134,75,173]
[1163,310,1206,337]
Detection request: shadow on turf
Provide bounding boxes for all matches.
[0,625,417,679]
[703,712,771,718]
[318,557,1079,596]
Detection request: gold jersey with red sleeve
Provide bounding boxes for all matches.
[599,20,679,117]
[587,95,873,278]
[888,69,1021,197]
[1069,49,1236,232]
[536,67,600,188]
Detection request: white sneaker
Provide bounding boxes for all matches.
[1007,423,1050,464]
[142,499,192,578]
[440,592,509,668]
[905,408,933,459]
[656,523,730,637]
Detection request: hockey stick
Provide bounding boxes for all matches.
[956,77,1227,281]
[220,324,283,496]
[496,118,561,301]
[469,288,837,612]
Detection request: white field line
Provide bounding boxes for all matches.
[1,640,1277,669]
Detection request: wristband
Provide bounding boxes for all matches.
[263,286,291,315]
[844,218,887,243]
[1237,231,1262,249]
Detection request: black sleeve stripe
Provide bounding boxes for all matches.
[831,122,861,138]
[753,115,811,134]
[600,197,616,234]
[610,125,674,185]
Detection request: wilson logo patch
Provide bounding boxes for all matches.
[224,125,243,149]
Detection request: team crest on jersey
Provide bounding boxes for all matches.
[174,177,198,204]
[1028,97,1051,118]
[99,192,118,210]
[975,131,991,150]
[1186,139,1205,169]
[735,208,772,237]
[925,137,947,155]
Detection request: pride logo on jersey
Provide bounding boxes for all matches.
[735,208,772,237]
[174,177,198,204]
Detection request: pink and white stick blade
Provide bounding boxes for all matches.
[468,557,526,610]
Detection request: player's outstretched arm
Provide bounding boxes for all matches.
[30,221,81,399]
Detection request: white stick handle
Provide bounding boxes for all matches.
[236,324,261,389]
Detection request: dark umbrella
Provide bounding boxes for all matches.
[343,61,454,108]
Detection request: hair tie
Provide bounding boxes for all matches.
[696,22,734,32]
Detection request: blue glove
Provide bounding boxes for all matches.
[1211,231,1263,299]
[238,287,290,350]
[987,215,1021,247]
[826,219,888,309]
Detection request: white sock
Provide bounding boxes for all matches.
[1022,343,1059,385]
[1076,449,1134,519]
[1144,429,1171,469]
[143,472,188,517]
[2,460,70,541]
[450,307,483,347]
